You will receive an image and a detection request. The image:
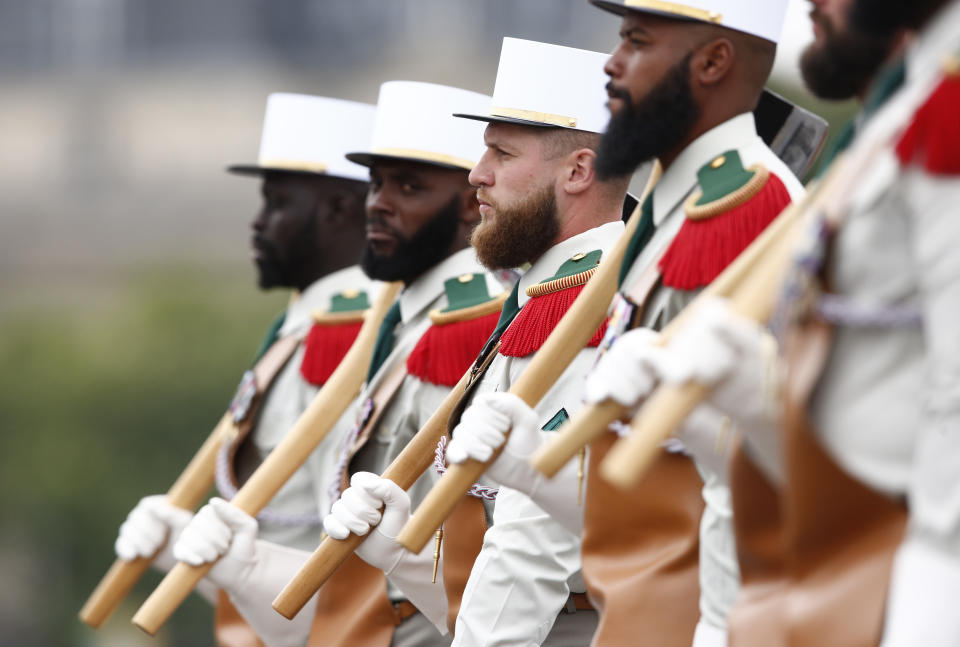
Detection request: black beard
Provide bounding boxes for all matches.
[471,184,558,270]
[253,235,290,289]
[361,196,461,283]
[596,53,700,180]
[800,13,896,100]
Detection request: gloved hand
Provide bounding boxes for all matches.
[323,472,410,573]
[115,495,193,572]
[446,392,544,492]
[174,497,259,591]
[583,328,662,409]
[323,473,449,633]
[446,392,583,535]
[173,497,315,647]
[658,297,779,422]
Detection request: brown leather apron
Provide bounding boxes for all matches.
[729,318,907,647]
[581,436,704,647]
[581,256,704,647]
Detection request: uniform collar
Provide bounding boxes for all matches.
[280,265,373,337]
[399,247,487,323]
[906,0,960,82]
[653,112,762,226]
[517,220,625,308]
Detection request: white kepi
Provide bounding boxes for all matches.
[229,93,375,182]
[346,81,491,171]
[589,0,789,44]
[454,37,611,134]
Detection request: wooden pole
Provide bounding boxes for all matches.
[271,368,472,619]
[130,281,403,635]
[395,165,663,554]
[78,412,233,628]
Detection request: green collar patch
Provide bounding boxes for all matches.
[440,273,492,313]
[329,289,370,313]
[695,150,755,206]
[526,249,603,299]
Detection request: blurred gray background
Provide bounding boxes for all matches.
[0,1,853,645]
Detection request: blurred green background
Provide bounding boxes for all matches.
[0,1,854,645]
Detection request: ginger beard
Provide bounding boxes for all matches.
[471,182,559,270]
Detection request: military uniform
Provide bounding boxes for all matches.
[725,3,960,645]
[441,222,624,646]
[587,110,805,647]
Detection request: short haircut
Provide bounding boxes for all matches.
[540,128,601,160]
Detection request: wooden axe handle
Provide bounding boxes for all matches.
[131,281,403,635]
[78,411,232,628]
[395,165,664,554]
[271,369,472,619]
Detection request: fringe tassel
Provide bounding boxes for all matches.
[299,320,364,386]
[406,310,502,386]
[896,76,960,175]
[499,285,607,358]
[659,173,792,291]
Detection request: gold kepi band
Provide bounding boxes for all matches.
[489,106,578,129]
[624,0,722,23]
[258,158,329,173]
[371,147,476,171]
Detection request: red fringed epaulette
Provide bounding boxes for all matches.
[499,251,607,358]
[406,292,508,386]
[659,152,792,291]
[895,57,960,175]
[300,310,365,386]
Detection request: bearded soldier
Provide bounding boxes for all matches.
[607,0,960,645]
[111,93,377,644]
[325,38,633,646]
[579,1,808,646]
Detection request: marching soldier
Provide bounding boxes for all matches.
[173,81,509,647]
[579,1,805,645]
[111,93,377,644]
[606,0,960,645]
[324,38,633,645]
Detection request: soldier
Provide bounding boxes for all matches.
[111,93,377,644]
[173,81,507,647]
[577,1,806,646]
[325,38,633,646]
[604,0,960,645]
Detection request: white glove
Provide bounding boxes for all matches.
[173,497,315,647]
[447,392,544,491]
[323,473,449,633]
[880,539,960,647]
[115,495,193,572]
[584,328,662,408]
[446,392,584,535]
[660,298,778,420]
[323,472,411,573]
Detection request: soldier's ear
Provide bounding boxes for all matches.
[692,37,735,87]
